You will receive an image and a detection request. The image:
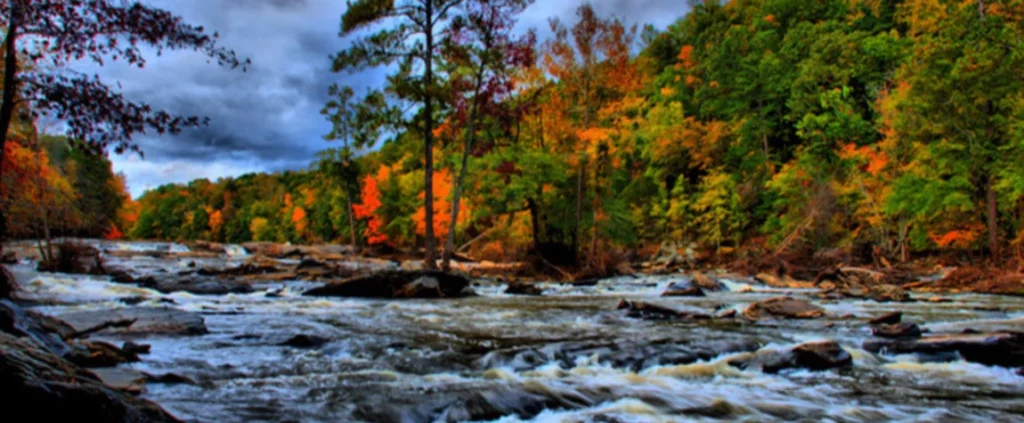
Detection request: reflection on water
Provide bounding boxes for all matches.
[9,242,1024,422]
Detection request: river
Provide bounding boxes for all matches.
[9,240,1024,422]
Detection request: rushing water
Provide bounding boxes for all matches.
[9,241,1024,422]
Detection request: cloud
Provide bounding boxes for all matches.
[88,0,691,198]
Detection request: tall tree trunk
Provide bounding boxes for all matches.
[422,0,437,269]
[988,177,999,259]
[441,73,484,271]
[758,96,768,157]
[527,197,540,252]
[345,188,358,251]
[0,2,21,257]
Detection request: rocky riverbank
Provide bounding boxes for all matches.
[2,239,1024,421]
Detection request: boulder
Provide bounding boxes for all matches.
[731,340,852,374]
[67,341,140,368]
[145,372,196,385]
[505,281,542,296]
[871,323,922,339]
[90,368,148,394]
[616,299,711,320]
[863,332,1024,367]
[868,311,902,325]
[1,299,71,356]
[279,334,330,348]
[303,270,472,299]
[121,342,151,355]
[742,297,825,320]
[0,266,17,299]
[691,272,727,291]
[0,332,178,421]
[661,280,706,297]
[57,307,208,336]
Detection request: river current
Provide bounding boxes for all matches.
[9,241,1024,422]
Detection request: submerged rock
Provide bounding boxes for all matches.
[731,340,853,374]
[505,281,542,296]
[742,297,825,320]
[0,332,178,421]
[871,323,922,339]
[863,332,1024,367]
[617,299,711,320]
[57,307,208,336]
[303,270,472,299]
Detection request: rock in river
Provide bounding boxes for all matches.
[743,297,826,320]
[730,340,853,374]
[279,334,330,348]
[505,281,543,296]
[57,306,208,336]
[303,270,472,299]
[617,299,711,320]
[868,311,902,325]
[661,280,705,297]
[0,332,178,421]
[863,332,1024,367]
[871,323,922,339]
[135,274,254,296]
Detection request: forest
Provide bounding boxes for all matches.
[114,0,1024,273]
[7,0,1024,273]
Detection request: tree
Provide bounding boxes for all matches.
[0,0,247,250]
[334,0,463,268]
[437,0,535,270]
[886,0,1024,259]
[320,86,390,249]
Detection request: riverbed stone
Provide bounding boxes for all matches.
[742,297,825,320]
[869,311,902,325]
[505,281,542,296]
[863,332,1024,367]
[1,299,72,356]
[871,323,922,339]
[67,340,140,368]
[0,332,178,421]
[303,270,472,299]
[617,299,711,320]
[57,307,208,336]
[661,280,706,297]
[692,272,727,291]
[732,340,852,373]
[279,334,330,348]
[137,274,254,295]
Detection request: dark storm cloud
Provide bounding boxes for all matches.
[96,0,692,197]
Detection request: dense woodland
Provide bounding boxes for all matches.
[8,0,1024,271]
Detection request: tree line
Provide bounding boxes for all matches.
[8,0,1024,273]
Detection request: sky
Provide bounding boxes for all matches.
[96,0,691,198]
